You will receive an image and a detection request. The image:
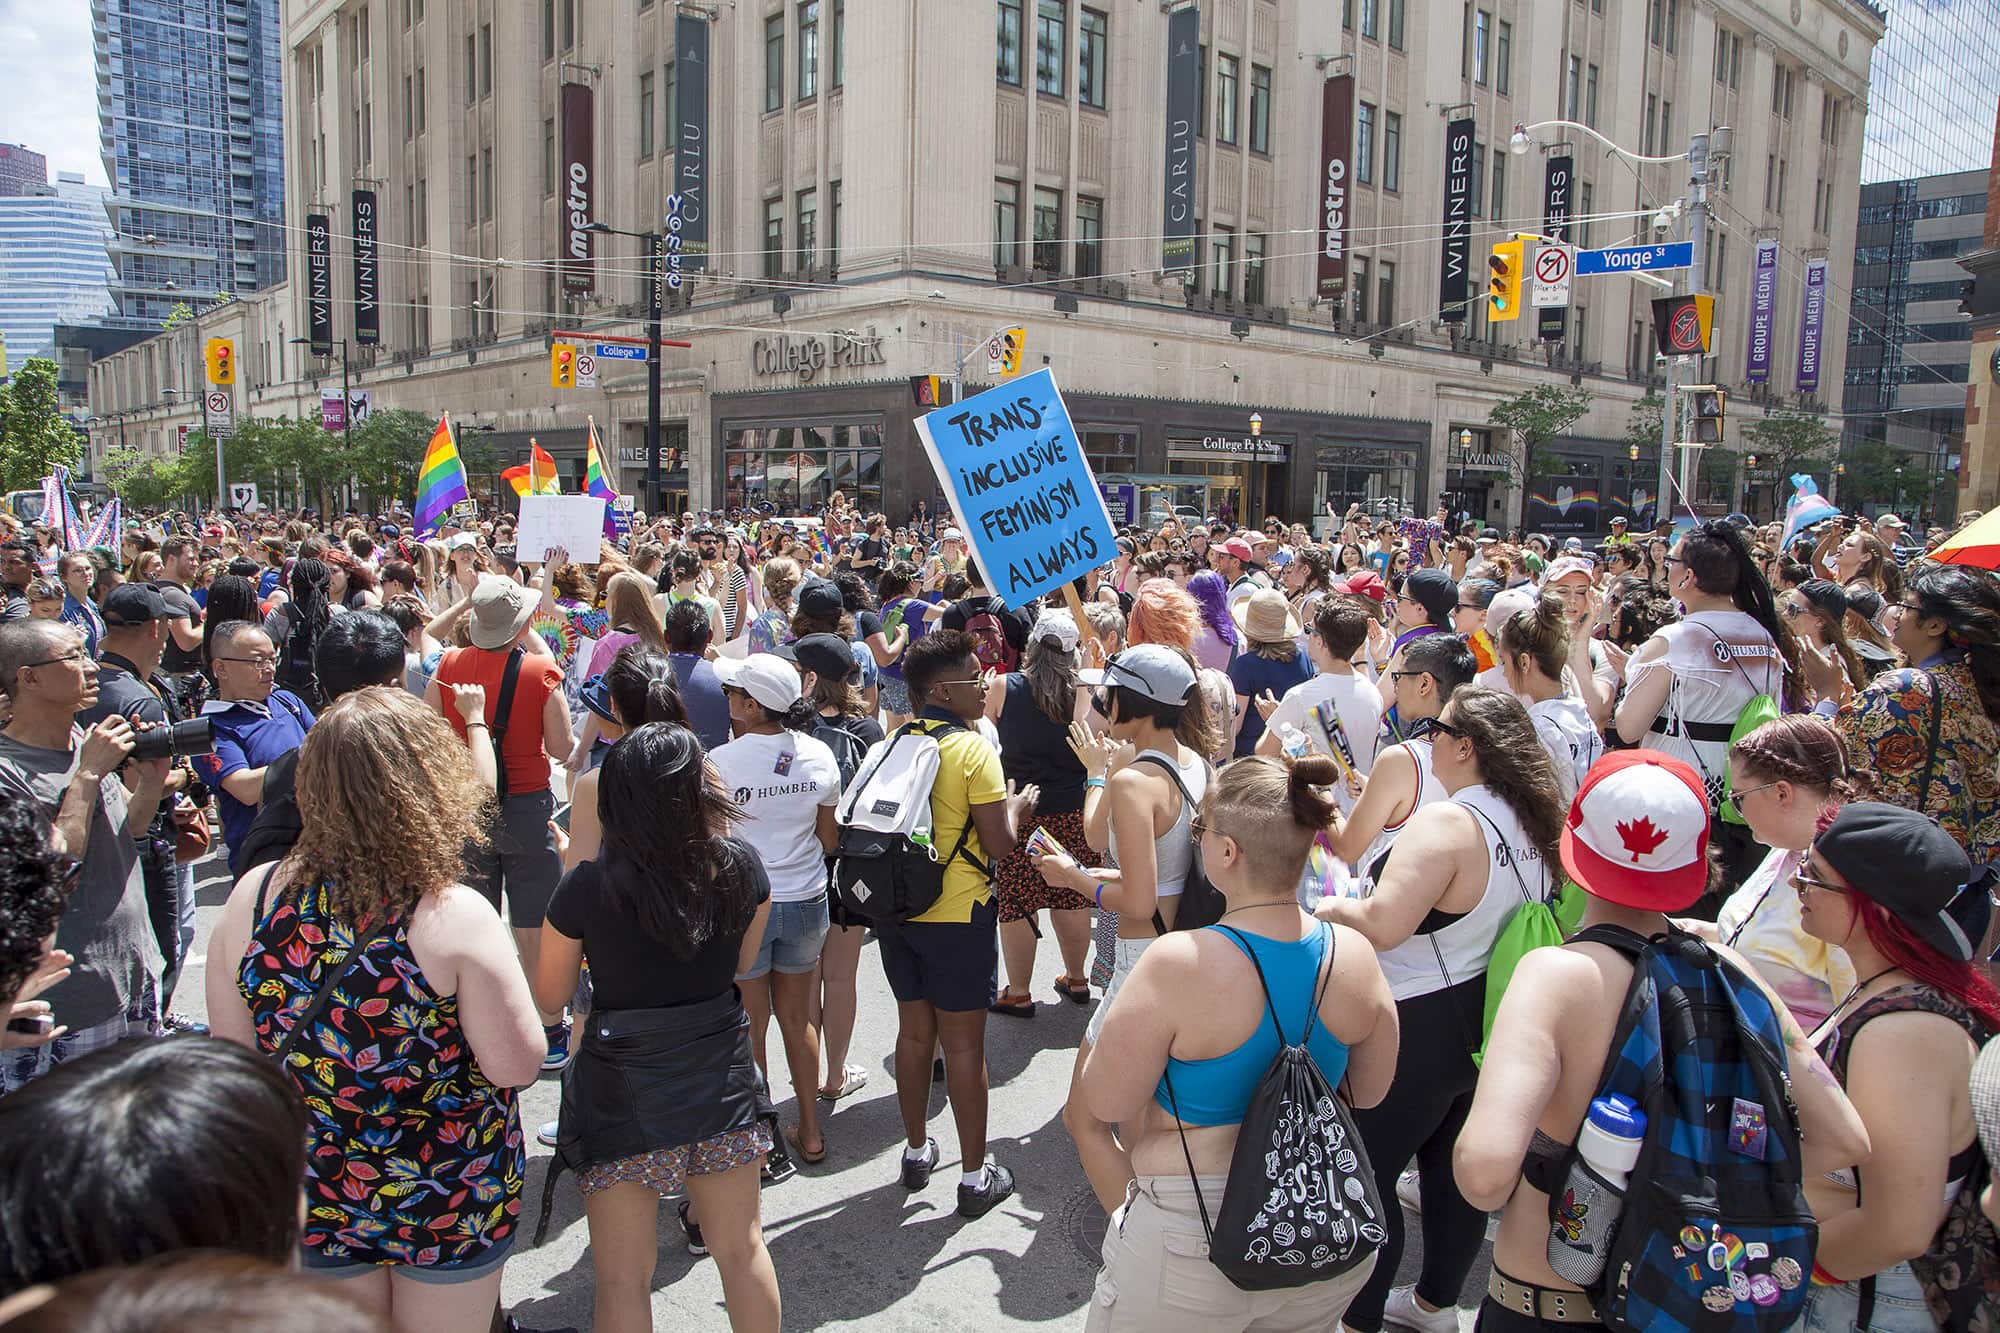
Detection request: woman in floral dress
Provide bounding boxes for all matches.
[206,687,548,1332]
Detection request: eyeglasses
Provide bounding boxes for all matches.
[22,650,89,669]
[1725,781,1781,813]
[1780,602,1807,618]
[1789,860,1846,895]
[1190,815,1210,838]
[1388,670,1429,683]
[929,677,987,691]
[1419,717,1468,741]
[218,655,280,671]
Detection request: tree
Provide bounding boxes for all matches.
[99,447,192,513]
[348,409,440,509]
[1742,408,1835,488]
[1839,440,1909,514]
[0,358,82,490]
[1489,384,1595,478]
[1624,392,1663,460]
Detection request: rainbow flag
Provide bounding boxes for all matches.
[529,440,561,495]
[501,464,534,497]
[584,417,621,539]
[414,414,469,535]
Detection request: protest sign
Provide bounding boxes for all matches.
[913,368,1116,607]
[515,494,608,562]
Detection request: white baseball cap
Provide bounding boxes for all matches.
[1542,556,1595,585]
[1561,751,1712,911]
[713,653,804,712]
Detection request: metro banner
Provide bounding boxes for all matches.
[1317,75,1353,300]
[561,82,594,296]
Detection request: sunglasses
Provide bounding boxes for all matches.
[1418,717,1468,740]
[1789,862,1847,895]
[1725,781,1781,813]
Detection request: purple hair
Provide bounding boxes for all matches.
[1187,569,1239,648]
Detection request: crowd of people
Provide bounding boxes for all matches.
[0,483,1998,1333]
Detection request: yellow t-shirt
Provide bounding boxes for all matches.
[908,718,1006,924]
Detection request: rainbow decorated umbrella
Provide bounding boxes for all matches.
[1930,510,2000,571]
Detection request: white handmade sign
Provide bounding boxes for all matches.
[515,494,608,562]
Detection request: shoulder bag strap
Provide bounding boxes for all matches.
[1134,752,1202,936]
[1915,669,1945,812]
[272,913,397,1065]
[487,646,526,800]
[1463,802,1539,907]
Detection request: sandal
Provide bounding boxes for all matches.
[1054,975,1093,1005]
[819,1063,869,1101]
[988,988,1036,1018]
[784,1123,827,1165]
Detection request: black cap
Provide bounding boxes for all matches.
[777,632,859,682]
[1817,802,1991,963]
[796,578,844,620]
[1405,567,1459,626]
[101,584,192,627]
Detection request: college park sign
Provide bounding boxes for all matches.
[750,327,888,383]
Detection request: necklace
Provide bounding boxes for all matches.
[1220,898,1298,918]
[1824,966,1903,1027]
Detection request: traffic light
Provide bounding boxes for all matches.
[551,342,577,389]
[205,338,236,385]
[1686,384,1727,444]
[1486,240,1524,322]
[999,327,1026,375]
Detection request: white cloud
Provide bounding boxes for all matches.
[0,0,106,186]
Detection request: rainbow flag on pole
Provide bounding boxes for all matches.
[529,440,561,494]
[414,414,469,535]
[584,415,623,538]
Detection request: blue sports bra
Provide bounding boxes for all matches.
[1154,923,1351,1127]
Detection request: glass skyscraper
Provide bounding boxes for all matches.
[94,0,286,326]
[0,173,115,366]
[1860,0,2000,182]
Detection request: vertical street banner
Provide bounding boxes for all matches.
[305,212,333,356]
[352,189,379,346]
[1160,5,1200,273]
[674,13,709,272]
[1796,256,1828,392]
[1439,117,1475,322]
[1317,75,1354,301]
[561,82,595,296]
[1537,154,1573,342]
[1746,238,1778,383]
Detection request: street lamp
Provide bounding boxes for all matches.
[1510,120,1692,164]
[1629,444,1641,462]
[582,220,668,515]
[1249,412,1262,439]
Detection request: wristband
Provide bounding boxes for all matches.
[1085,776,1107,790]
[1810,1261,1841,1287]
[464,720,488,730]
[1095,882,1107,908]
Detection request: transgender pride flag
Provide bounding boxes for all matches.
[414,414,470,535]
[1779,474,1840,551]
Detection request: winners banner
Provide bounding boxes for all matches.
[914,368,1117,608]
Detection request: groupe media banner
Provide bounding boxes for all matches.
[305,212,333,356]
[1796,256,1828,392]
[1745,238,1778,383]
[1317,75,1353,301]
[561,81,595,297]
[1439,117,1474,322]
[1537,155,1573,342]
[674,13,709,272]
[1160,5,1200,273]
[352,189,379,346]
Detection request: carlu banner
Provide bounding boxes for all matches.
[1160,6,1200,273]
[914,369,1117,608]
[674,13,709,272]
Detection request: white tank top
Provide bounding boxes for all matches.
[1108,746,1209,899]
[1356,737,1437,892]
[1528,695,1604,806]
[1636,611,1780,806]
[1376,783,1554,1001]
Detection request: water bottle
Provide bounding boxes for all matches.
[1546,1094,1647,1286]
[1277,722,1312,761]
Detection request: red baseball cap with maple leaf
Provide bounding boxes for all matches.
[1561,750,1711,912]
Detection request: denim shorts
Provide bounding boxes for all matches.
[739,893,831,979]
[302,1234,516,1286]
[1794,1260,1936,1333]
[878,675,911,715]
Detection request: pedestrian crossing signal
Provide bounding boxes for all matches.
[910,375,942,407]
[551,343,577,389]
[1487,241,1524,322]
[1685,384,1727,444]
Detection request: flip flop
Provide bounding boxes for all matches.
[784,1123,827,1165]
[819,1063,869,1101]
[988,988,1036,1018]
[1054,975,1093,1005]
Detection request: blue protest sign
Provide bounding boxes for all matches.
[914,368,1116,608]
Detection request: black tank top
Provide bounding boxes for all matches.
[994,674,1086,813]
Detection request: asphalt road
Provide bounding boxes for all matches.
[179,851,1492,1331]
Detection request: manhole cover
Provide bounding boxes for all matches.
[1061,1184,1110,1264]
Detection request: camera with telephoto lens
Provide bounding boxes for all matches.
[128,716,215,763]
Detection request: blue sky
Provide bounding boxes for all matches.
[0,0,106,186]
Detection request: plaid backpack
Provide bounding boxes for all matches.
[1533,925,1815,1332]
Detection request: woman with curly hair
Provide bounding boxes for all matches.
[206,687,546,1330]
[0,790,70,1051]
[1819,525,1906,604]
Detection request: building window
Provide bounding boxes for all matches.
[1388,0,1405,50]
[560,0,575,49]
[1665,0,1678,54]
[639,72,655,157]
[796,188,817,268]
[404,74,414,140]
[829,180,841,264]
[542,118,554,194]
[994,178,1020,267]
[1565,56,1580,120]
[1361,0,1378,38]
[1773,65,1793,118]
[1079,7,1107,107]
[832,1,844,88]
[1356,101,1375,184]
[1473,9,1489,84]
[764,15,784,112]
[1248,64,1271,153]
[1211,226,1234,297]
[1216,54,1239,143]
[1382,110,1401,191]
[1660,99,1672,152]
[1377,260,1396,324]
[1647,0,1663,45]
[1585,63,1599,127]
[1470,142,1486,216]
[415,66,426,132]
[543,0,554,57]
[1353,255,1371,322]
[665,61,677,155]
[1197,44,1207,136]
[1491,149,1505,222]
[1244,232,1266,304]
[1076,194,1102,277]
[1036,0,1066,96]
[799,1,819,99]
[763,198,784,277]
[480,148,493,220]
[479,23,492,97]
[1495,20,1511,93]
[1344,0,1354,31]
[997,0,1022,84]
[1644,94,1657,154]
[1576,181,1593,248]
[1033,186,1062,272]
[464,33,476,104]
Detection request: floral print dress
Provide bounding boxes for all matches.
[1837,657,2000,864]
[239,879,525,1268]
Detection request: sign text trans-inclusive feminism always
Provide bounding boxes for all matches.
[914,368,1117,607]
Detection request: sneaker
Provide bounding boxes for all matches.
[761,1146,798,1185]
[1383,1284,1458,1333]
[899,1138,940,1191]
[536,1119,559,1148]
[676,1199,707,1257]
[162,1012,209,1035]
[540,1019,572,1073]
[956,1162,1016,1219]
[1396,1165,1422,1215]
[931,1055,946,1083]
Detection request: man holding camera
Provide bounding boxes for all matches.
[0,619,169,1091]
[76,586,206,1012]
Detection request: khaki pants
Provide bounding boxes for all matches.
[1087,1175,1377,1333]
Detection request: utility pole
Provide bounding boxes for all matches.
[1658,130,1714,524]
[646,230,664,519]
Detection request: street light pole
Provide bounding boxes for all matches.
[646,230,664,518]
[1669,132,1713,521]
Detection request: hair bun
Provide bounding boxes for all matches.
[1285,755,1341,828]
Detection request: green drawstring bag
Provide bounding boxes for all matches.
[1474,877,1584,1069]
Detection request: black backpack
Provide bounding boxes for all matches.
[274,602,323,710]
[1136,753,1226,934]
[1161,923,1386,1290]
[811,718,867,791]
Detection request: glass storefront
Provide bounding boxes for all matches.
[1525,453,1604,535]
[724,420,884,514]
[1314,444,1420,531]
[1166,437,1290,527]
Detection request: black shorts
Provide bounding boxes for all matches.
[874,895,998,1012]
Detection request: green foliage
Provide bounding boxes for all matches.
[1742,408,1834,485]
[348,409,440,507]
[159,302,194,332]
[1489,385,1594,476]
[1625,392,1664,458]
[100,447,191,511]
[0,359,82,490]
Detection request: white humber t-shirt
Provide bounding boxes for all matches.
[710,729,842,902]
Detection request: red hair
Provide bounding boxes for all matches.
[1848,893,2000,1032]
[1127,577,1200,651]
